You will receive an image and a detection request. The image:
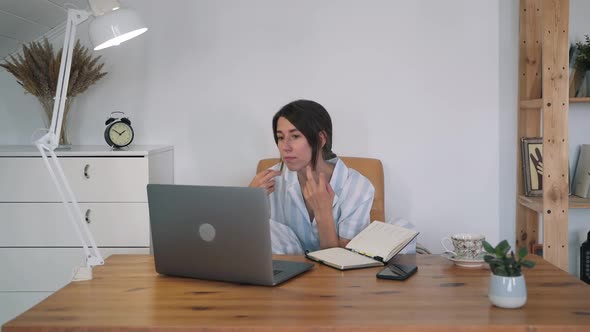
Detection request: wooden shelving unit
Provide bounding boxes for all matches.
[521,97,590,109]
[518,195,590,213]
[516,0,571,271]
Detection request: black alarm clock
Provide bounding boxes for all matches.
[104,111,134,148]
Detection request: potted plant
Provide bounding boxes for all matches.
[482,240,536,309]
[574,34,590,97]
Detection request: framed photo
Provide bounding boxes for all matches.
[531,243,543,257]
[521,137,543,197]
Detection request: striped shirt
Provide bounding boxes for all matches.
[268,157,375,254]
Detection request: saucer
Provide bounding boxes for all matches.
[441,252,486,268]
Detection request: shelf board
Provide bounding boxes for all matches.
[518,194,590,212]
[519,97,590,109]
[520,99,542,109]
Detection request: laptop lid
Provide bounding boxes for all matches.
[147,184,312,286]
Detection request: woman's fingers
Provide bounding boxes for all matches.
[249,169,281,194]
[318,172,326,188]
[305,165,316,185]
[262,170,281,182]
[319,172,334,195]
[303,168,335,215]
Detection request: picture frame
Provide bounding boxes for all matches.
[531,243,543,257]
[521,137,543,197]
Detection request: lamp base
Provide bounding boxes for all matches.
[72,266,93,281]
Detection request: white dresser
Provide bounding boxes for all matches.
[0,145,174,326]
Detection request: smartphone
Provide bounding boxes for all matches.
[376,263,417,280]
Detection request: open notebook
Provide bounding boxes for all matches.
[305,221,419,270]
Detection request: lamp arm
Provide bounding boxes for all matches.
[46,9,91,147]
[35,143,105,280]
[35,8,104,281]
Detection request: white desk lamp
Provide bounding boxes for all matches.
[34,0,147,281]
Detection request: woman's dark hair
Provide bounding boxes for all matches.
[272,99,336,169]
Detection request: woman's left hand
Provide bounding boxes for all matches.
[302,165,334,220]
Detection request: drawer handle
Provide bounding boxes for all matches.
[85,209,91,224]
[84,164,90,179]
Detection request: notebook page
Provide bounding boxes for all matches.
[306,247,380,269]
[345,221,417,260]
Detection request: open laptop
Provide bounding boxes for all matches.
[146,184,314,286]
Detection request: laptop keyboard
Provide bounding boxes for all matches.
[273,269,283,276]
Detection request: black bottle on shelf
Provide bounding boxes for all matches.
[582,231,590,285]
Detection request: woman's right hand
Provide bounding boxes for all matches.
[249,169,281,194]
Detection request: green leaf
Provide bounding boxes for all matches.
[496,240,511,258]
[483,241,495,254]
[483,255,495,263]
[521,260,536,268]
[506,255,516,266]
[518,247,527,259]
[484,239,535,275]
[494,266,508,276]
[488,259,501,266]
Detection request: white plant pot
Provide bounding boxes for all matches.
[488,273,527,309]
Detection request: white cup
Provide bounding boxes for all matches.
[441,233,485,260]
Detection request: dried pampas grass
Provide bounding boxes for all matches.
[1,38,107,144]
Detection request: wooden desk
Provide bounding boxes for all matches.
[3,254,590,332]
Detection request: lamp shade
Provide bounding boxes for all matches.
[89,8,147,51]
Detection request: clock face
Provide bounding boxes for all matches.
[108,121,134,147]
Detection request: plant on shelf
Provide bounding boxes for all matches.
[483,240,536,309]
[0,38,107,145]
[574,35,590,74]
[573,34,590,97]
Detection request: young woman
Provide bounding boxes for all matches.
[249,100,374,254]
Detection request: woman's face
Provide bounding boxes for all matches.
[276,116,313,171]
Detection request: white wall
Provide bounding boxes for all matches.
[499,0,519,249]
[1,0,504,256]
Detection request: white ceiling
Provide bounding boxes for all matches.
[0,0,88,61]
